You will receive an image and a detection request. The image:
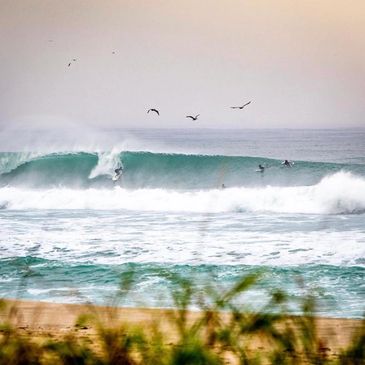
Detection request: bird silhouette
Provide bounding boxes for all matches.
[147,108,160,115]
[67,59,77,67]
[231,101,251,109]
[186,114,200,121]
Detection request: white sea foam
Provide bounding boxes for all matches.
[1,205,364,268]
[0,172,364,214]
[88,149,122,179]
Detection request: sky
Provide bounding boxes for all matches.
[0,0,365,130]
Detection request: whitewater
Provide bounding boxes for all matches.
[1,172,365,215]
[0,128,364,317]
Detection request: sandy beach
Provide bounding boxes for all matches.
[1,299,363,359]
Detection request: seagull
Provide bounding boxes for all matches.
[186,114,200,121]
[67,59,77,67]
[147,108,160,116]
[231,101,251,109]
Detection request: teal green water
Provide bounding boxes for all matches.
[1,151,365,189]
[0,129,364,317]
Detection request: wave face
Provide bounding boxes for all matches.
[1,151,364,189]
[1,171,365,214]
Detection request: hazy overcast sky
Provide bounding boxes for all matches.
[1,0,365,129]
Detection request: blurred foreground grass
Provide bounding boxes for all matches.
[0,271,364,364]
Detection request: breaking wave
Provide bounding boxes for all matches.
[0,171,364,215]
[1,150,364,189]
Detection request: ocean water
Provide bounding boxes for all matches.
[0,128,364,317]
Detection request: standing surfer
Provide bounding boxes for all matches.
[113,166,123,181]
[115,167,123,175]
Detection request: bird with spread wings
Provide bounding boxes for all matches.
[147,108,160,115]
[186,114,200,121]
[231,101,251,109]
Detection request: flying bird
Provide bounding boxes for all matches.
[231,101,252,109]
[67,59,77,67]
[147,108,160,115]
[186,114,200,121]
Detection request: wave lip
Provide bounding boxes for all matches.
[0,172,364,215]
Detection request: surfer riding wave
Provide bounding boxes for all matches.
[113,166,123,181]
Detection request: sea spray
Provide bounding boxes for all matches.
[88,149,122,179]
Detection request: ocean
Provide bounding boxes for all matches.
[0,128,364,317]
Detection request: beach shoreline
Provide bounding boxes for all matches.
[1,298,362,356]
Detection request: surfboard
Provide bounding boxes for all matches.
[281,161,294,167]
[112,173,121,181]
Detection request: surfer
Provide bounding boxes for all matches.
[282,160,293,167]
[113,166,123,181]
[258,164,265,172]
[115,167,123,175]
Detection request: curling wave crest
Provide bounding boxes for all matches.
[0,172,364,214]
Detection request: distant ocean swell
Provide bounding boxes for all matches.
[1,151,365,214]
